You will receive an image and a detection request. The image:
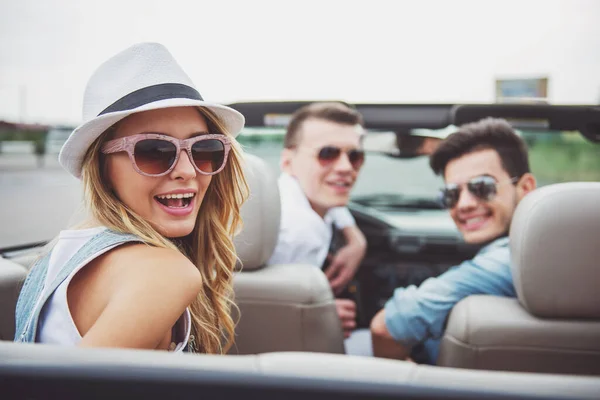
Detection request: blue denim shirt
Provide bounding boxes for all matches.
[384,236,514,364]
[14,229,142,343]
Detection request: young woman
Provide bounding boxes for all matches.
[14,42,248,354]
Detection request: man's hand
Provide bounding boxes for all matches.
[324,225,367,295]
[335,298,357,338]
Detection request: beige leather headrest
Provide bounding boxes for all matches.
[510,182,600,318]
[233,153,281,271]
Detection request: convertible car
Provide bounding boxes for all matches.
[1,102,599,399]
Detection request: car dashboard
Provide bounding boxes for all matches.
[346,202,481,327]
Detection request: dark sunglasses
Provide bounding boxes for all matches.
[440,175,519,209]
[300,146,365,170]
[101,133,231,177]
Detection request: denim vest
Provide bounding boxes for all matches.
[14,229,143,343]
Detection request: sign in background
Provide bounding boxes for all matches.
[495,77,549,103]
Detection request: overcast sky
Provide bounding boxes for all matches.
[1,0,599,125]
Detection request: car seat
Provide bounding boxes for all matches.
[230,153,345,354]
[0,257,27,340]
[437,182,600,375]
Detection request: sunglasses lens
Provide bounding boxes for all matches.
[467,176,497,201]
[317,146,341,163]
[134,139,177,175]
[348,150,365,169]
[440,186,460,208]
[191,139,225,174]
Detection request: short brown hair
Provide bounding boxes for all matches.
[430,117,530,178]
[284,102,364,148]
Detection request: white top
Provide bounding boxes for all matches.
[268,173,356,268]
[37,226,190,352]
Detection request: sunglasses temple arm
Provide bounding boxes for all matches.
[101,138,126,154]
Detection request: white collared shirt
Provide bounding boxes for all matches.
[268,173,356,267]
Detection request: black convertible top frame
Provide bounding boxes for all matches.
[228,101,600,142]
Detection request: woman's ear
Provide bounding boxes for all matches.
[516,172,537,200]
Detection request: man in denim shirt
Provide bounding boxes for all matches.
[370,118,537,364]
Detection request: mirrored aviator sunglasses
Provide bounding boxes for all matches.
[439,175,504,209]
[317,146,365,170]
[101,133,231,177]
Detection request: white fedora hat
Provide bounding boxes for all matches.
[59,42,245,178]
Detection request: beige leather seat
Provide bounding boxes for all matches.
[438,182,600,375]
[230,153,345,354]
[0,257,27,341]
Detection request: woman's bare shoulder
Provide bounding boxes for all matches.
[100,243,203,293]
[72,243,202,349]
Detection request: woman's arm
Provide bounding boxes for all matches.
[68,243,202,350]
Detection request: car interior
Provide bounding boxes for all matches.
[1,102,599,399]
[438,182,600,374]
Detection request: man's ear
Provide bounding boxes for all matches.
[280,148,295,175]
[516,172,537,200]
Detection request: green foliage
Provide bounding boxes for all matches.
[528,133,600,183]
[0,129,47,155]
[237,132,284,146]
[0,129,44,141]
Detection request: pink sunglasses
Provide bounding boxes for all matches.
[101,133,231,177]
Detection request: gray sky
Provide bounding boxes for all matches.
[1,0,600,125]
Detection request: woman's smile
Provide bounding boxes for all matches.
[154,189,197,217]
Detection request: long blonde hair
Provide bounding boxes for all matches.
[80,107,248,354]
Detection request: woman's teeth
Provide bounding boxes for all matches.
[156,193,195,200]
[155,193,195,208]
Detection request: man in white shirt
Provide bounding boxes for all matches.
[268,102,367,338]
